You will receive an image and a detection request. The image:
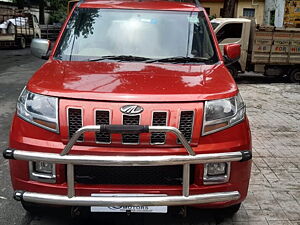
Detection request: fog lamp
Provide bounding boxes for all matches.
[206,162,227,176]
[204,162,230,185]
[29,161,56,183]
[34,161,54,174]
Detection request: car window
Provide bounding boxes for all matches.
[216,23,243,43]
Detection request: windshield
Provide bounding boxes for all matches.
[54,8,218,63]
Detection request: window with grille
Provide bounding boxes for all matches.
[243,8,255,18]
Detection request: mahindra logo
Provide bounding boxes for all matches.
[120,105,144,115]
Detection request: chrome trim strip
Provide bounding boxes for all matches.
[67,164,75,198]
[13,150,244,166]
[182,164,190,197]
[21,191,240,206]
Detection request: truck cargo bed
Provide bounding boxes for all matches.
[252,27,300,65]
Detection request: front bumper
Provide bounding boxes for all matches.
[4,125,252,207]
[14,190,241,207]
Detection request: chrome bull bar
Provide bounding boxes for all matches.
[3,125,252,206]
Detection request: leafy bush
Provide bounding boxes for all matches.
[49,0,68,24]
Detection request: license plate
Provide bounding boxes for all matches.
[91,194,168,213]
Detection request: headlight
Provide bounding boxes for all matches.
[202,93,245,135]
[17,88,59,133]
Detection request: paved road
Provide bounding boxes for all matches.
[0,49,299,225]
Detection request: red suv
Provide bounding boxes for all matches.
[3,0,252,215]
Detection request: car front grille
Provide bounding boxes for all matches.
[178,111,194,143]
[95,110,111,143]
[151,112,167,144]
[68,108,83,141]
[74,165,195,185]
[122,115,140,144]
[66,102,197,146]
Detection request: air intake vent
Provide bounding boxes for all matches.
[122,115,140,144]
[74,165,195,185]
[178,111,194,143]
[151,112,167,144]
[95,110,110,143]
[68,108,83,141]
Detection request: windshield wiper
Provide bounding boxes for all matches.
[146,56,212,64]
[88,55,152,62]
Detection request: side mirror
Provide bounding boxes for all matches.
[223,44,241,66]
[31,39,51,60]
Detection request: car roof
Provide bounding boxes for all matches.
[80,0,202,11]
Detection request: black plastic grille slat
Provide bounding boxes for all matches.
[68,108,83,141]
[151,112,167,144]
[95,111,111,143]
[122,115,140,144]
[178,111,194,143]
[74,165,195,185]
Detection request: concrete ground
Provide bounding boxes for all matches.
[0,48,299,225]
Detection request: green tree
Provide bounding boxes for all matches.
[13,0,25,9]
[24,0,69,24]
[48,0,69,23]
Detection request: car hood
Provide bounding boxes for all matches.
[27,60,238,102]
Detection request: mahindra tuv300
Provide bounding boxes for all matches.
[3,0,252,215]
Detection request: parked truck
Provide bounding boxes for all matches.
[211,18,300,83]
[0,10,41,49]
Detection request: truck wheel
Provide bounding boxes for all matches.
[19,36,26,49]
[227,65,238,79]
[289,68,300,83]
[7,22,15,34]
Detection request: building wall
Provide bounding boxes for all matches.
[236,0,265,25]
[264,0,285,27]
[202,2,223,17]
[202,0,265,25]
